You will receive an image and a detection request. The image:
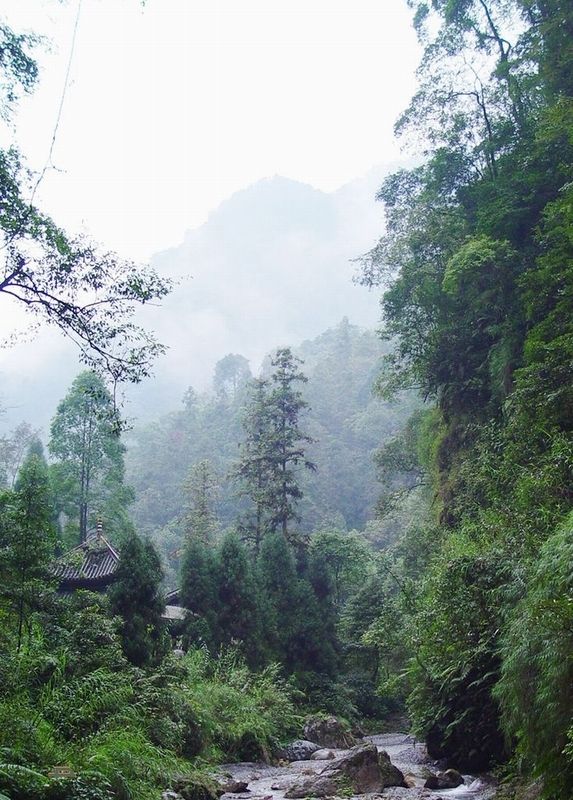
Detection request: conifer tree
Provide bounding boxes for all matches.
[267,348,316,540]
[216,531,263,667]
[1,441,56,652]
[234,351,315,550]
[234,378,274,554]
[108,531,167,667]
[181,460,219,544]
[257,532,304,668]
[179,536,219,648]
[258,532,337,677]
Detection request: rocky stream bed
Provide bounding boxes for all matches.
[214,733,498,800]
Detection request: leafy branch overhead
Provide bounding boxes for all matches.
[0,24,171,383]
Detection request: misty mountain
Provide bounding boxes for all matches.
[1,166,391,432]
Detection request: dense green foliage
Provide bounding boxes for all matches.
[0,593,299,800]
[49,372,133,545]
[1,442,56,653]
[126,321,416,581]
[7,1,573,797]
[108,531,168,668]
[354,0,573,795]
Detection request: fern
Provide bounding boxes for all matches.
[42,668,135,738]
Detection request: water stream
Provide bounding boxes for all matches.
[217,733,497,800]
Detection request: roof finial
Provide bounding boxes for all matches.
[96,516,103,541]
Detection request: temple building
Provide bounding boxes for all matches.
[53,522,120,594]
[52,521,185,623]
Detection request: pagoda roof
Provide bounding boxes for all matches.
[53,535,120,590]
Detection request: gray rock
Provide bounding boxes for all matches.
[284,742,405,798]
[303,715,356,749]
[424,774,440,790]
[379,748,407,789]
[162,793,183,800]
[403,773,418,788]
[439,768,464,788]
[424,769,464,790]
[277,739,321,761]
[310,749,335,760]
[218,781,249,794]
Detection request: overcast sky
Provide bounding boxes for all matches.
[1,0,420,262]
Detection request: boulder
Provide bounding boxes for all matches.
[439,769,464,788]
[311,749,335,761]
[284,742,405,798]
[173,775,222,800]
[403,773,418,789]
[423,769,464,790]
[303,715,356,749]
[218,781,249,794]
[424,774,440,790]
[277,739,321,761]
[379,748,407,789]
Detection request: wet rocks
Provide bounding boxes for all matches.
[424,768,465,790]
[284,742,405,798]
[303,715,356,749]
[276,739,321,761]
[218,780,249,794]
[403,773,418,788]
[310,749,335,760]
[379,748,408,788]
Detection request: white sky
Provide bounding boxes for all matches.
[1,0,420,262]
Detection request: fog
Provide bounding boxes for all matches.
[0,163,393,431]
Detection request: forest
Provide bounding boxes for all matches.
[1,1,573,799]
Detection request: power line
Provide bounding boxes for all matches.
[29,0,84,207]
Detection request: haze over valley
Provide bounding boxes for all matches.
[0,165,391,431]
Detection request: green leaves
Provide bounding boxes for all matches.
[234,349,315,546]
[496,513,573,795]
[108,532,167,668]
[0,20,170,384]
[49,371,131,544]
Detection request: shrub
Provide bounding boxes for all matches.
[180,648,300,759]
[496,514,573,798]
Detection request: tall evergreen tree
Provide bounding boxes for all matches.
[266,349,315,541]
[1,441,56,652]
[216,531,263,667]
[49,371,133,543]
[179,537,220,648]
[181,460,219,544]
[234,378,274,554]
[258,532,337,678]
[108,531,167,667]
[235,353,315,550]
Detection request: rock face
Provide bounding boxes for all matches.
[284,743,405,798]
[303,715,356,749]
[277,740,321,761]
